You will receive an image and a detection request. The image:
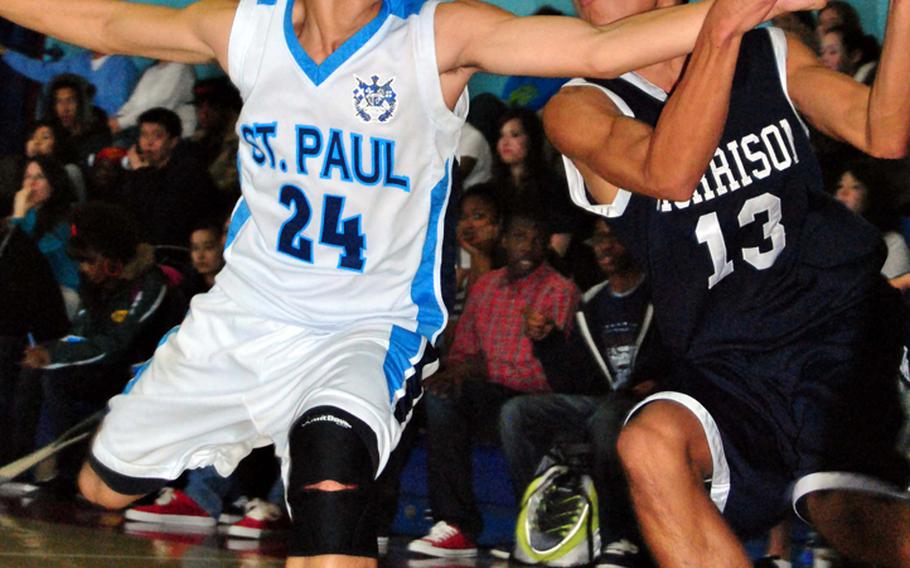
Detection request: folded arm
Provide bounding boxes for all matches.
[542,1,758,203]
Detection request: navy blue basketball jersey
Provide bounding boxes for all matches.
[562,28,886,359]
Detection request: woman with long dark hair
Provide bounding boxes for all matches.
[9,156,80,314]
[492,108,581,257]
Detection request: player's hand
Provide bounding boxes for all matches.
[708,0,778,37]
[523,307,555,342]
[21,346,51,369]
[769,0,828,20]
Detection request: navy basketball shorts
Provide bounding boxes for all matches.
[89,285,432,495]
[626,286,909,537]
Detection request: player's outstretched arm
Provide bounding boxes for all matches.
[0,0,235,67]
[787,0,910,159]
[437,0,823,82]
[542,0,778,203]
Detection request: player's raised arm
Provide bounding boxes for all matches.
[0,0,236,67]
[436,0,823,81]
[542,0,785,203]
[787,0,910,159]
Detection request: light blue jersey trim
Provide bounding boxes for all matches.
[283,0,390,86]
[225,197,251,250]
[411,161,451,341]
[122,325,180,395]
[382,325,423,403]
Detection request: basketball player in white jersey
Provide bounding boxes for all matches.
[0,0,822,567]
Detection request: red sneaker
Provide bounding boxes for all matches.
[407,521,478,558]
[222,498,289,538]
[124,488,216,527]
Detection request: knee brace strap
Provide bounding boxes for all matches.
[286,407,379,558]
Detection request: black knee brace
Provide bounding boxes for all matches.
[286,407,379,558]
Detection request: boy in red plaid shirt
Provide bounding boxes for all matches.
[408,207,579,558]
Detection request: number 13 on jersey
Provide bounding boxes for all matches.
[277,183,367,272]
[695,192,786,289]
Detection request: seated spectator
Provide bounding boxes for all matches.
[115,107,220,247]
[833,158,910,280]
[109,61,197,145]
[86,146,127,203]
[40,73,111,167]
[182,219,227,298]
[9,156,80,315]
[408,208,579,558]
[455,183,504,299]
[499,218,668,567]
[20,201,186,491]
[25,119,87,201]
[820,25,879,84]
[0,219,70,466]
[190,77,241,199]
[492,108,585,259]
[0,44,139,117]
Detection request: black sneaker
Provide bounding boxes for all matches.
[597,539,651,568]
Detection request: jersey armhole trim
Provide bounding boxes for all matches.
[561,79,634,218]
[415,1,467,137]
[766,27,810,138]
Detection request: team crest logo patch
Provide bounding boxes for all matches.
[353,75,397,123]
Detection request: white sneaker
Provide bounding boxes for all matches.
[407,521,478,558]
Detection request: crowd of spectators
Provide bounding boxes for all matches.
[0,4,908,564]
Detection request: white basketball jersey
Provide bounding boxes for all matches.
[219,0,465,342]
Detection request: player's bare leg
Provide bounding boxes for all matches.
[806,490,910,566]
[617,402,750,567]
[77,461,145,510]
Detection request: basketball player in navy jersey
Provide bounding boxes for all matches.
[544,0,910,565]
[0,1,823,568]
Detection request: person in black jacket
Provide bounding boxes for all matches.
[499,218,669,566]
[0,218,70,466]
[21,202,186,490]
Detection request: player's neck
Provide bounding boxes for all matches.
[293,0,383,64]
[635,56,686,94]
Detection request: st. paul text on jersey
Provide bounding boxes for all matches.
[241,122,412,192]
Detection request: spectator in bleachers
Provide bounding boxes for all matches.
[455,183,504,298]
[9,156,80,316]
[20,201,186,493]
[494,109,573,255]
[0,217,70,466]
[820,25,880,84]
[408,207,579,558]
[189,77,241,199]
[25,120,87,201]
[86,146,127,203]
[40,73,111,168]
[499,218,668,567]
[115,107,219,247]
[833,158,910,280]
[182,219,227,298]
[0,44,139,117]
[108,61,197,146]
